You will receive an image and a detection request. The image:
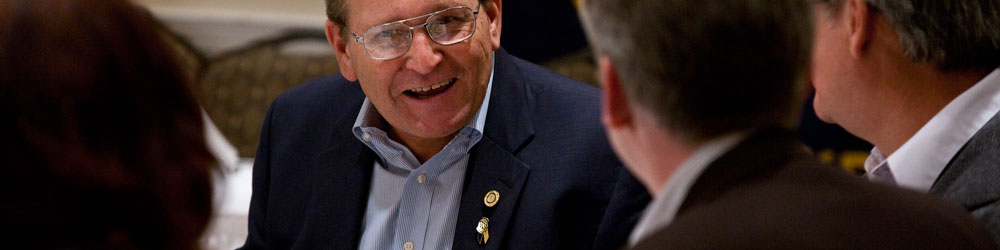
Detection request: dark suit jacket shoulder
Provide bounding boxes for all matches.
[242,49,649,250]
[631,129,997,250]
[934,110,1000,244]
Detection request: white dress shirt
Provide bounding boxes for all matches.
[627,132,746,246]
[865,68,1000,192]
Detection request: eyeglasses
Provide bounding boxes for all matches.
[349,3,481,60]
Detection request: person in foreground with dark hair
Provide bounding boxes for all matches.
[0,0,215,249]
[809,0,1000,243]
[240,0,650,249]
[578,0,997,249]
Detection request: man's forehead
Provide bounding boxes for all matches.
[347,0,477,28]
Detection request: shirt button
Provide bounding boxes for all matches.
[362,133,372,142]
[404,241,414,250]
[417,173,427,184]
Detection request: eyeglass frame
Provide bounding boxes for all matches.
[348,3,482,60]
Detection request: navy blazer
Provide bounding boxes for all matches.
[240,49,649,250]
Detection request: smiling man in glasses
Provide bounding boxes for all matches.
[239,0,649,249]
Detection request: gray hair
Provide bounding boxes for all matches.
[813,0,1000,71]
[324,0,347,27]
[579,0,813,143]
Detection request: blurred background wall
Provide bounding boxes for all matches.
[135,0,326,56]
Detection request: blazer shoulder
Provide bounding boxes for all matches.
[501,54,601,125]
[639,130,997,250]
[267,73,365,123]
[504,55,609,155]
[647,156,996,250]
[273,73,361,107]
[507,54,601,102]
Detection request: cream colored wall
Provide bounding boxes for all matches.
[135,0,323,17]
[134,0,328,56]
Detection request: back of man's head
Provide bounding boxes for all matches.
[813,0,1000,72]
[580,0,813,143]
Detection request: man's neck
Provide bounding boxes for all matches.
[388,127,457,164]
[629,123,699,196]
[865,64,990,156]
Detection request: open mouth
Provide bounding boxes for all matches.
[404,78,456,99]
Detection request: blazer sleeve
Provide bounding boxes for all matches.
[238,105,275,250]
[592,168,651,250]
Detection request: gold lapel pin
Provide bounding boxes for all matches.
[484,190,500,207]
[476,217,490,245]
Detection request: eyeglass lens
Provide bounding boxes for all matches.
[362,7,477,59]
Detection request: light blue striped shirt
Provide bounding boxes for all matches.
[353,61,494,250]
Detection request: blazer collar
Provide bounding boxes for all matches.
[677,128,810,215]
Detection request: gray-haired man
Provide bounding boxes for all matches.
[809,0,1000,244]
[578,0,997,248]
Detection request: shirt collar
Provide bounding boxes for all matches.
[352,52,495,144]
[863,147,888,178]
[866,67,1000,192]
[627,132,747,246]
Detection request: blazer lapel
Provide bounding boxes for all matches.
[303,99,376,249]
[932,110,1000,212]
[452,49,535,249]
[453,139,531,249]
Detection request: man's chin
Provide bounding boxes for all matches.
[812,105,837,124]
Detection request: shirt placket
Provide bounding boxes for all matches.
[393,137,466,250]
[394,169,434,250]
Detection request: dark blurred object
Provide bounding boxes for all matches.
[503,0,589,63]
[798,93,873,175]
[199,31,340,157]
[0,0,215,249]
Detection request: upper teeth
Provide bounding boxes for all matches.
[411,79,451,92]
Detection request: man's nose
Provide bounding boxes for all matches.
[403,31,443,75]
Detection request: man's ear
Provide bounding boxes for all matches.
[485,0,502,50]
[845,0,875,58]
[598,56,633,129]
[326,20,358,81]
